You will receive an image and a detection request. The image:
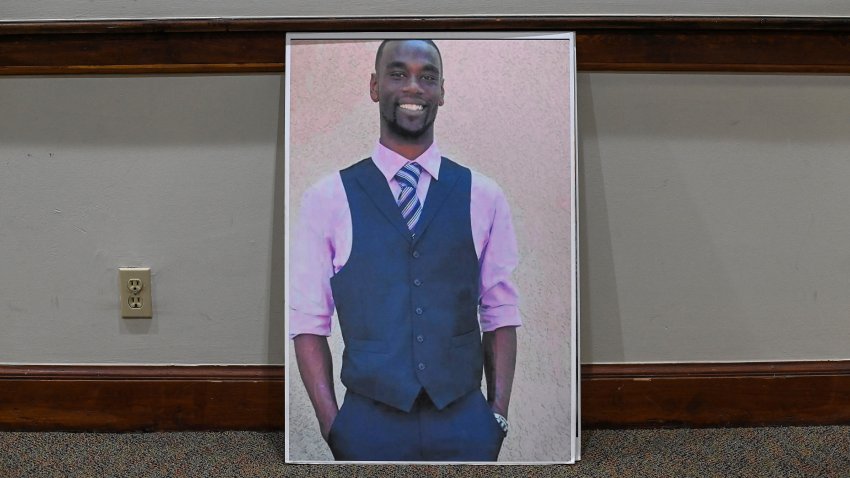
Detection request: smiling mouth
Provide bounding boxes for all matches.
[398,104,425,112]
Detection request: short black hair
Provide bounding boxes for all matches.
[374,39,442,72]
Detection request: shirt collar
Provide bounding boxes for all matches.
[371,141,442,182]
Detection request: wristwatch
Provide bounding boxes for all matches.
[493,412,509,435]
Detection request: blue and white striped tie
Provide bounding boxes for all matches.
[395,162,423,233]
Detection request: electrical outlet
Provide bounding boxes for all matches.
[119,267,152,318]
[128,278,142,294]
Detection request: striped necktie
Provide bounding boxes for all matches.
[394,162,423,233]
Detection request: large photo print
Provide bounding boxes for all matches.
[285,32,578,464]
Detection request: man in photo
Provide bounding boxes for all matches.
[290,39,521,462]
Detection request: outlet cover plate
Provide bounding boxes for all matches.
[119,267,152,318]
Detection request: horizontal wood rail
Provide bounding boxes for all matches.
[0,365,284,431]
[2,361,850,430]
[2,17,850,74]
[583,361,850,428]
[3,17,850,34]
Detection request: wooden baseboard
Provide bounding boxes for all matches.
[0,365,284,431]
[583,361,850,428]
[2,361,849,431]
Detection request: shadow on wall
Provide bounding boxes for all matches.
[267,75,287,365]
[578,73,624,363]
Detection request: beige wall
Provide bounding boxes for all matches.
[5,72,850,366]
[286,38,576,462]
[4,0,850,20]
[580,72,850,363]
[0,75,285,364]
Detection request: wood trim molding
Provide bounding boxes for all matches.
[0,365,284,431]
[2,17,850,74]
[584,361,850,378]
[0,31,285,75]
[3,362,850,431]
[0,364,284,380]
[583,361,850,428]
[3,17,850,34]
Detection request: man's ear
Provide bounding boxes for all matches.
[438,78,445,106]
[370,73,379,102]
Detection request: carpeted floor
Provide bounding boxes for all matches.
[1,426,848,477]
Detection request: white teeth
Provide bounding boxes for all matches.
[399,104,424,111]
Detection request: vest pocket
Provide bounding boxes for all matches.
[345,337,387,353]
[451,329,481,347]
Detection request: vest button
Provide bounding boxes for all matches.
[415,307,424,315]
[413,278,422,286]
[412,250,421,258]
[416,335,424,343]
[418,363,426,370]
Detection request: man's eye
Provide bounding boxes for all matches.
[421,75,438,82]
[389,72,406,78]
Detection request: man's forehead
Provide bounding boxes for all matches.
[377,40,442,70]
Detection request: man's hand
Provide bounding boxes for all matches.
[482,326,517,418]
[293,334,339,443]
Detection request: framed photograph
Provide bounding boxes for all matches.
[284,31,579,464]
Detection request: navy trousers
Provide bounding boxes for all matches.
[327,388,505,462]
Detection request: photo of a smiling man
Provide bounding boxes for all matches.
[285,33,578,464]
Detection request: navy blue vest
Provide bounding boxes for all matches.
[331,157,482,412]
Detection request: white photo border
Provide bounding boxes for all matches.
[284,30,579,465]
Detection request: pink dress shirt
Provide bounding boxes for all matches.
[289,142,521,338]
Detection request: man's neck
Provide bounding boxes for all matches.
[379,134,433,161]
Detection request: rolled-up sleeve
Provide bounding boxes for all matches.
[288,179,337,338]
[478,184,521,332]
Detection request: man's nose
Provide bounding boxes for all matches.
[402,77,423,93]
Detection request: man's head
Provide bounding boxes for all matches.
[371,39,444,147]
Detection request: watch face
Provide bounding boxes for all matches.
[494,413,509,434]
